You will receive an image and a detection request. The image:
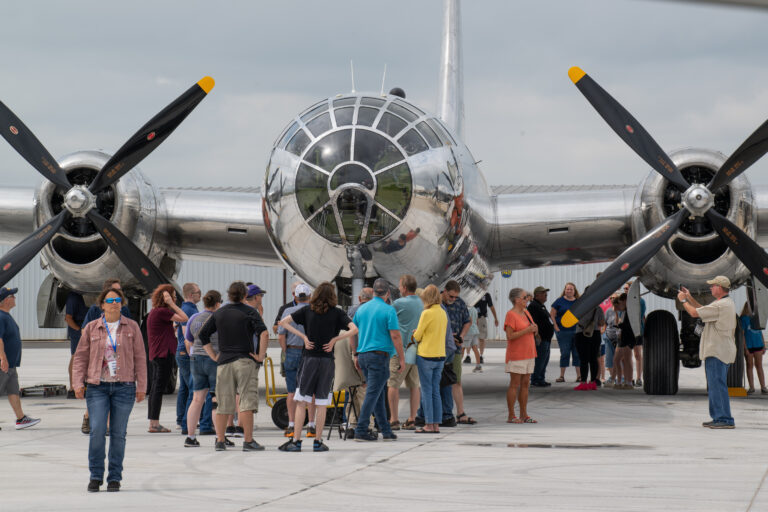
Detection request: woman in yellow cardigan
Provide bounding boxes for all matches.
[413,285,448,434]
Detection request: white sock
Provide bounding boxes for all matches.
[188,434,196,440]
[288,422,294,428]
[308,422,316,428]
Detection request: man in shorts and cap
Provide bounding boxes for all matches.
[677,275,737,429]
[0,287,41,430]
[528,286,554,387]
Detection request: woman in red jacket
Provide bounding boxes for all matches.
[73,287,146,493]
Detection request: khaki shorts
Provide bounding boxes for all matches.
[216,358,260,415]
[388,356,419,388]
[477,316,488,339]
[453,353,463,384]
[505,358,535,374]
[0,367,20,396]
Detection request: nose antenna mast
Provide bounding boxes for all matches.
[380,64,387,96]
[350,60,356,93]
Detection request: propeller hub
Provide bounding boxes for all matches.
[681,184,714,217]
[63,185,96,217]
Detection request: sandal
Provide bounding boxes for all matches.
[415,428,434,434]
[506,417,518,423]
[390,420,401,431]
[457,413,477,424]
[148,425,171,433]
[522,416,537,424]
[555,377,565,383]
[402,419,416,430]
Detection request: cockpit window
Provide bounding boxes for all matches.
[333,97,356,107]
[286,128,311,156]
[366,205,399,243]
[416,121,441,148]
[394,98,425,116]
[377,112,407,138]
[277,121,299,149]
[296,164,329,218]
[375,162,411,219]
[334,107,354,127]
[308,205,341,243]
[337,188,368,244]
[356,107,379,127]
[304,129,351,172]
[361,97,386,107]
[306,112,332,137]
[330,164,374,190]
[398,129,429,156]
[355,130,404,172]
[426,118,454,146]
[300,102,328,122]
[387,102,418,123]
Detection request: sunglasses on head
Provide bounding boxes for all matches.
[105,297,122,304]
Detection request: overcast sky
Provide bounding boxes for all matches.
[1,0,767,192]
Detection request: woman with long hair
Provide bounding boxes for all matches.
[505,288,538,423]
[550,282,581,383]
[146,284,188,433]
[278,282,358,452]
[73,287,146,492]
[740,302,767,394]
[412,284,447,434]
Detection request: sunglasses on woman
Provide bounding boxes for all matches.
[104,297,122,304]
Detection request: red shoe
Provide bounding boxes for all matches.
[588,382,598,390]
[574,382,589,391]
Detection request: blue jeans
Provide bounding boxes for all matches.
[177,354,193,429]
[355,351,392,436]
[86,382,136,482]
[284,348,303,393]
[603,333,616,369]
[416,356,444,424]
[190,355,215,431]
[705,357,734,425]
[532,340,551,384]
[441,382,454,420]
[556,330,579,368]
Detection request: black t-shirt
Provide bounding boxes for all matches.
[290,306,352,359]
[474,293,494,317]
[527,299,554,341]
[199,302,267,365]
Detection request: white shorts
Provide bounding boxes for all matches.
[505,358,535,374]
[464,334,479,348]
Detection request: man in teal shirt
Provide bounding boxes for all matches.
[351,279,405,441]
[388,275,423,430]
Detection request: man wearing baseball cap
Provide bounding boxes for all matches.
[528,286,554,387]
[0,287,41,430]
[677,276,736,429]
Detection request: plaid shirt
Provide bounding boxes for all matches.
[444,297,470,336]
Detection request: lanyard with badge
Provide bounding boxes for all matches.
[103,315,118,377]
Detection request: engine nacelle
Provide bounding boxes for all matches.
[634,148,755,298]
[262,93,493,303]
[35,150,179,295]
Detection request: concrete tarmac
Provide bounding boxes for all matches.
[2,345,768,511]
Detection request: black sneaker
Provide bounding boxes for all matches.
[225,426,236,436]
[345,428,356,439]
[463,355,471,364]
[354,431,378,442]
[215,441,227,451]
[233,426,245,438]
[284,427,295,438]
[440,417,457,427]
[242,440,265,451]
[184,437,200,447]
[306,426,316,438]
[279,439,302,452]
[480,356,484,364]
[106,481,120,492]
[313,439,329,452]
[87,480,102,493]
[382,432,398,441]
[199,430,216,436]
[708,422,735,429]
[224,437,235,447]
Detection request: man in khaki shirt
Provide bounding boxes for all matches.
[678,276,736,429]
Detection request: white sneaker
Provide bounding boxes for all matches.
[16,415,41,430]
[473,365,482,373]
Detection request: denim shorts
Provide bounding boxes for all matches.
[191,354,217,392]
[283,348,303,393]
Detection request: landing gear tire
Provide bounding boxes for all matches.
[643,310,680,395]
[271,397,309,429]
[727,323,746,388]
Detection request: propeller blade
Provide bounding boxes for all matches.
[707,118,768,193]
[561,208,688,328]
[0,211,69,288]
[89,76,215,194]
[0,101,72,190]
[85,210,170,293]
[568,67,690,192]
[705,209,768,289]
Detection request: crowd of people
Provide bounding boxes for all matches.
[1,272,764,492]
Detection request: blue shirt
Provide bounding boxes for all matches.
[740,315,765,350]
[444,297,470,337]
[551,296,576,332]
[65,292,87,343]
[0,310,22,368]
[278,302,309,347]
[353,296,400,356]
[82,304,131,328]
[176,301,199,354]
[393,294,423,346]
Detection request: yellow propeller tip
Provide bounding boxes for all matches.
[568,66,586,84]
[561,310,578,328]
[197,76,215,94]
